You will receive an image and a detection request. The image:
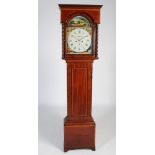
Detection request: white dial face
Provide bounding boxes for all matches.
[67,28,91,53]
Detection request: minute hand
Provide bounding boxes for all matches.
[79,36,88,41]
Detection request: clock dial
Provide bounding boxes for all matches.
[67,28,92,53]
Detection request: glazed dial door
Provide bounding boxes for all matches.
[68,28,91,53]
[66,16,92,54]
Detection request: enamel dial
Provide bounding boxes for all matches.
[67,28,92,53]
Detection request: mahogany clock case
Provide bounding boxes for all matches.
[59,4,103,152]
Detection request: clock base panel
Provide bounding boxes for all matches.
[64,118,95,152]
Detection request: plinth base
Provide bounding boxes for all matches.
[64,117,96,152]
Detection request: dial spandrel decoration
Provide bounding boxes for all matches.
[66,16,92,54]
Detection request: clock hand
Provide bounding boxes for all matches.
[79,36,89,41]
[72,36,79,41]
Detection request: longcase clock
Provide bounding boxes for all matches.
[59,4,102,152]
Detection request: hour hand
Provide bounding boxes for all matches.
[72,36,79,41]
[79,36,88,41]
[82,35,88,39]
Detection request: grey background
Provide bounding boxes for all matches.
[39,0,115,154]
